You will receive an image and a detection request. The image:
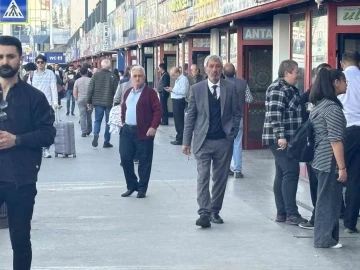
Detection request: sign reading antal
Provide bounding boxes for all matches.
[337,6,360,26]
[243,27,273,40]
[0,0,28,23]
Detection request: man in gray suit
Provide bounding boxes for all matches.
[224,63,253,178]
[183,55,241,228]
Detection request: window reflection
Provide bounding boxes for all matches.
[220,32,227,65]
[292,13,306,94]
[311,8,328,83]
[230,31,237,70]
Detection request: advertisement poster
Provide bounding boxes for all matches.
[192,0,219,24]
[220,0,276,16]
[52,0,71,45]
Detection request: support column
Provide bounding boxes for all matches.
[273,14,291,80]
[210,28,220,55]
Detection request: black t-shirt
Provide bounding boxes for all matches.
[66,71,76,90]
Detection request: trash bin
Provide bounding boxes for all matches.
[0,203,9,229]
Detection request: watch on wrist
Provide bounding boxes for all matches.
[15,136,21,146]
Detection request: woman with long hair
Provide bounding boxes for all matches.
[309,68,347,248]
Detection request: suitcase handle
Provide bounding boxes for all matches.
[55,108,61,123]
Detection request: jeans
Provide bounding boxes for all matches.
[66,89,75,113]
[0,183,37,270]
[78,99,93,134]
[232,118,244,172]
[94,105,111,143]
[269,144,300,217]
[120,124,154,193]
[313,162,342,248]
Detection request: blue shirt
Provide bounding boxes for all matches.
[125,84,145,125]
[171,74,189,99]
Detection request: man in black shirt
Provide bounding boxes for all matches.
[0,36,56,270]
[157,63,170,125]
[64,64,77,115]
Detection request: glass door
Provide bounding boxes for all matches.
[337,33,360,69]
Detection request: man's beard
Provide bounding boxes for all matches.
[0,64,19,79]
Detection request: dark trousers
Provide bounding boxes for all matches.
[270,144,300,217]
[313,164,343,248]
[172,98,186,143]
[344,126,360,230]
[0,183,37,270]
[159,92,169,124]
[120,124,154,193]
[306,163,318,224]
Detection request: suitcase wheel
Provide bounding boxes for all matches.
[55,153,58,158]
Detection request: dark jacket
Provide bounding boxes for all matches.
[157,71,170,92]
[121,86,162,140]
[0,80,56,186]
[87,69,119,107]
[300,88,311,122]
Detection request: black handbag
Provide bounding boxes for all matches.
[287,120,315,162]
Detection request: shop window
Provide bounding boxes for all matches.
[230,30,238,70]
[291,13,306,94]
[311,8,328,83]
[131,50,137,56]
[220,32,228,65]
[193,38,210,48]
[164,43,177,51]
[144,47,153,54]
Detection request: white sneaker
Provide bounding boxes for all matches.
[42,148,52,158]
[330,243,343,249]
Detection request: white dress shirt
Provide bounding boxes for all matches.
[338,66,360,127]
[208,79,220,99]
[171,74,189,99]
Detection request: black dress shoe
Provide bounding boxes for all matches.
[228,169,234,176]
[210,213,224,224]
[196,215,211,228]
[81,133,87,137]
[171,141,182,145]
[137,191,146,198]
[121,189,137,197]
[103,142,113,148]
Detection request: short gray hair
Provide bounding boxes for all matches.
[101,59,111,69]
[131,65,146,76]
[204,55,223,68]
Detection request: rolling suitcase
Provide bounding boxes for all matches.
[54,109,76,158]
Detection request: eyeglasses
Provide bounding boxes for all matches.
[37,61,44,64]
[0,99,8,122]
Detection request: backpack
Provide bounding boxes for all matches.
[287,120,315,162]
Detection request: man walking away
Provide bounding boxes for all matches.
[87,59,119,148]
[120,66,161,198]
[113,66,132,106]
[63,64,77,116]
[165,67,189,145]
[157,63,170,125]
[224,63,253,178]
[0,35,56,270]
[74,67,92,137]
[262,59,307,225]
[183,55,241,228]
[29,54,58,158]
[339,51,360,234]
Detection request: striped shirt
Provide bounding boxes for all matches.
[310,99,346,172]
[28,69,58,106]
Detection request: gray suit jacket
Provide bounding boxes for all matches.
[183,79,241,154]
[225,76,247,117]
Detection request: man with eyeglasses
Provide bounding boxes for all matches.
[0,35,56,270]
[29,54,58,158]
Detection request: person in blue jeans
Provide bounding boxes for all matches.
[87,59,119,148]
[64,64,77,115]
[223,63,253,178]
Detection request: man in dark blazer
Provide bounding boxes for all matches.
[157,63,170,125]
[120,66,162,198]
[183,55,241,228]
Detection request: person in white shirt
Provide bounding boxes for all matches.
[28,54,58,158]
[339,50,360,234]
[165,67,189,145]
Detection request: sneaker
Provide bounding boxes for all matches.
[103,142,113,148]
[196,215,211,228]
[66,111,69,116]
[286,215,308,225]
[92,135,99,147]
[275,215,287,222]
[344,228,359,233]
[228,169,234,176]
[299,221,314,230]
[330,243,343,249]
[42,148,52,158]
[234,172,244,178]
[71,112,75,116]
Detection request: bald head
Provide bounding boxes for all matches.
[190,64,200,77]
[170,67,181,79]
[101,59,111,70]
[223,63,236,78]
